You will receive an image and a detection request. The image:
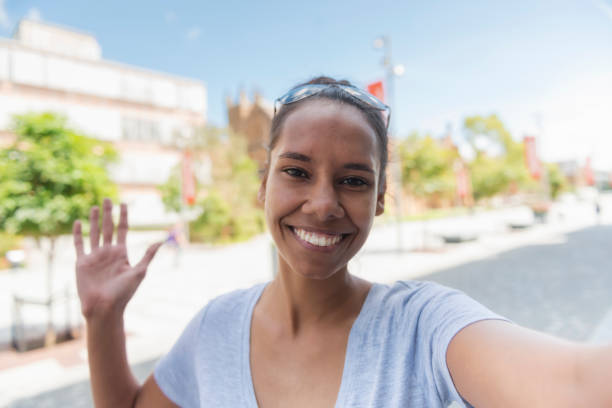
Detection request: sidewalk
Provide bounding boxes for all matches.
[1,197,610,405]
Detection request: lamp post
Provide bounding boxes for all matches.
[374,36,405,251]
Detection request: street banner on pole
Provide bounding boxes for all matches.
[523,136,541,180]
[584,157,595,186]
[455,165,470,200]
[182,151,196,205]
[367,80,385,102]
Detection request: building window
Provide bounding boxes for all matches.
[121,117,161,142]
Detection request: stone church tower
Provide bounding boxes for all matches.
[226,91,273,170]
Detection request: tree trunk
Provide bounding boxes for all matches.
[44,237,56,347]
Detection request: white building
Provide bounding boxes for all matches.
[0,19,207,225]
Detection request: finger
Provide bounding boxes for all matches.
[134,242,163,273]
[102,198,114,246]
[89,206,100,251]
[116,203,128,245]
[73,220,84,258]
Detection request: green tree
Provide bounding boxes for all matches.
[0,112,117,344]
[159,126,264,243]
[546,163,568,200]
[398,133,458,205]
[158,166,183,214]
[463,114,533,201]
[189,189,232,242]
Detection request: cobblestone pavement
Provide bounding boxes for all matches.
[8,223,612,407]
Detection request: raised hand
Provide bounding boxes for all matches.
[73,198,162,319]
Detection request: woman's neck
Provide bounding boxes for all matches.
[263,262,372,337]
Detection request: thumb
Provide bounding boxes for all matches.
[133,241,164,278]
[115,242,164,310]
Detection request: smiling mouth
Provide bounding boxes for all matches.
[289,226,347,247]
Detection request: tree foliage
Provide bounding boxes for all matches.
[546,163,568,200]
[463,114,533,201]
[189,189,232,242]
[158,167,183,214]
[0,112,118,342]
[398,133,459,202]
[0,113,117,237]
[159,126,264,243]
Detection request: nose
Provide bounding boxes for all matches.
[301,180,345,221]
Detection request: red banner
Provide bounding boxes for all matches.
[523,136,541,180]
[455,165,470,199]
[367,80,385,102]
[182,151,196,205]
[584,157,595,186]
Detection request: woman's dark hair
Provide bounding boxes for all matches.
[267,76,388,190]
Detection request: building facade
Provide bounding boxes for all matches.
[0,20,207,225]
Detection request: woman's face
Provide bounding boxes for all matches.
[260,99,385,280]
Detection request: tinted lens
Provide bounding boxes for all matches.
[277,84,328,105]
[275,83,391,129]
[340,86,388,111]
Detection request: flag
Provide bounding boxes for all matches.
[182,151,196,205]
[523,136,541,180]
[367,80,385,102]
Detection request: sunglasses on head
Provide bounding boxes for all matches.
[274,83,391,131]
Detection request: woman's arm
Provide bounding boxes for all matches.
[85,312,139,407]
[574,342,612,407]
[447,319,612,407]
[87,312,174,407]
[74,199,174,407]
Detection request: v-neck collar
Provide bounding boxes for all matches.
[241,282,381,408]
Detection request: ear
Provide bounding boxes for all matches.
[375,190,385,216]
[257,166,269,204]
[257,182,266,204]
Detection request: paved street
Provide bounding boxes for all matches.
[2,195,611,407]
[427,224,612,342]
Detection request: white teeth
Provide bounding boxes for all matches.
[293,228,343,247]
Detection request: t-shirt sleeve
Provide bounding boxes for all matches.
[154,305,208,407]
[410,282,509,407]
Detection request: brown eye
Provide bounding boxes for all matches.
[283,168,308,178]
[342,177,368,187]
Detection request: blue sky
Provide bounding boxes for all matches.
[2,0,612,169]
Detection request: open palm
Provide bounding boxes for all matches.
[73,199,162,319]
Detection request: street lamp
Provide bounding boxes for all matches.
[373,36,405,250]
[393,64,406,77]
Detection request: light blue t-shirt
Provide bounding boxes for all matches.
[154,280,505,407]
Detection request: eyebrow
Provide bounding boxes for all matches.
[344,163,375,174]
[279,152,311,162]
[278,151,375,174]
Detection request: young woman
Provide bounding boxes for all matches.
[73,77,612,407]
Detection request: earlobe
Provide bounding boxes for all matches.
[257,185,265,204]
[257,179,267,204]
[375,193,385,216]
